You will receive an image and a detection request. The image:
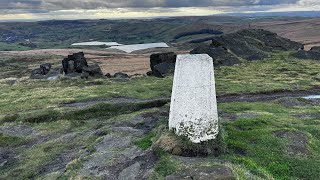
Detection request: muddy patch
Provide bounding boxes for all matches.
[217,87,320,103]
[275,97,320,107]
[275,130,309,156]
[62,88,320,109]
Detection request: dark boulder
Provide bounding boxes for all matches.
[114,72,129,78]
[105,73,112,78]
[149,52,177,77]
[190,45,241,67]
[61,52,103,78]
[150,52,177,71]
[62,52,88,74]
[153,63,176,78]
[30,63,52,79]
[83,64,103,77]
[40,63,51,74]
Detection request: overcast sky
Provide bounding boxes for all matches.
[0,0,319,21]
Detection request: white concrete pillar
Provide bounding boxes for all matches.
[169,54,219,143]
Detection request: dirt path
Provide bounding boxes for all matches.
[61,88,320,109]
[217,88,320,103]
[62,98,170,108]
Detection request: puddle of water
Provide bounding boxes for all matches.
[303,95,320,99]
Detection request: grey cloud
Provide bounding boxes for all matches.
[0,0,41,9]
[0,0,301,10]
[43,0,301,9]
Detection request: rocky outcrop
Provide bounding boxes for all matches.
[62,52,88,74]
[31,52,103,79]
[192,29,304,63]
[292,46,320,60]
[83,64,103,77]
[62,52,103,77]
[147,30,304,78]
[30,63,52,79]
[211,29,303,60]
[149,52,177,77]
[190,45,241,67]
[236,29,303,51]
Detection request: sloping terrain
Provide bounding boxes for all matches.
[2,17,320,179]
[1,48,320,179]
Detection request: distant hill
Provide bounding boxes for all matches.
[222,11,320,17]
[1,16,320,51]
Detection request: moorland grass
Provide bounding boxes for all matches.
[2,51,320,115]
[219,101,320,179]
[216,51,320,94]
[1,52,320,179]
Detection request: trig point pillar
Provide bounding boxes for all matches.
[169,54,219,143]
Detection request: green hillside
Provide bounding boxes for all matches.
[1,51,320,179]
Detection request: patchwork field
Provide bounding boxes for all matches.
[1,49,320,179]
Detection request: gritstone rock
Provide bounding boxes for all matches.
[61,52,103,77]
[30,63,52,79]
[190,45,241,67]
[62,52,88,74]
[192,29,303,62]
[149,52,177,77]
